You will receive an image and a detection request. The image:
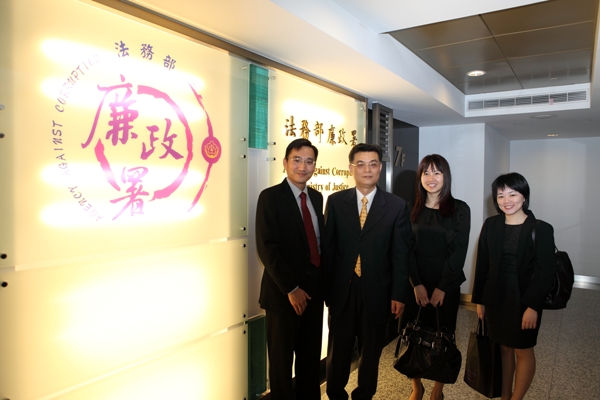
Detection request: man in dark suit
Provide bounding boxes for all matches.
[323,143,411,400]
[256,138,325,400]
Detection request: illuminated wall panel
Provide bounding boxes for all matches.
[0,0,249,399]
[52,325,247,400]
[266,69,366,359]
[0,0,248,270]
[0,240,247,399]
[268,68,366,203]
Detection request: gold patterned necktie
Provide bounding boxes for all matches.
[355,197,368,277]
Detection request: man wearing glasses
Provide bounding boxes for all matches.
[256,138,325,400]
[323,143,411,400]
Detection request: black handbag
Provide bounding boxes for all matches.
[463,319,502,398]
[532,221,574,310]
[393,306,462,383]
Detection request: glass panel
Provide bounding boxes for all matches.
[249,64,269,149]
[267,69,366,203]
[265,69,366,360]
[0,239,248,399]
[0,0,15,270]
[53,325,248,400]
[0,0,248,270]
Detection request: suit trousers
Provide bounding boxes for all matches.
[266,297,324,400]
[326,275,387,400]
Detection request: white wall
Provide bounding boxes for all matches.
[484,125,511,217]
[420,124,486,294]
[511,138,600,278]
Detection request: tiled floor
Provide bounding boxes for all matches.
[320,287,600,399]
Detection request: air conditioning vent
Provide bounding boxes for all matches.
[469,101,484,110]
[499,98,515,107]
[569,91,586,101]
[550,93,568,103]
[468,90,587,111]
[516,97,532,106]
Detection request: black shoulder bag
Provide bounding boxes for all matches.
[393,306,462,383]
[532,220,574,310]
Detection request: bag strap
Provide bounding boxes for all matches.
[395,306,446,358]
[532,219,560,251]
[394,327,402,357]
[531,220,536,248]
[476,318,490,337]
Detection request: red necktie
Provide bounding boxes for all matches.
[300,192,320,267]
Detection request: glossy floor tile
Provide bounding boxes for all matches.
[320,287,600,399]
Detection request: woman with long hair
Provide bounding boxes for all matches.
[472,173,556,400]
[401,154,471,400]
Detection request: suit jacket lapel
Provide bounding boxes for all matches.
[279,179,308,247]
[515,215,534,267]
[340,189,362,234]
[307,189,325,232]
[490,215,505,263]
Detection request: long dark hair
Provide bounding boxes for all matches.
[411,154,455,222]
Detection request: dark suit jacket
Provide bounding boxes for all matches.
[322,187,411,325]
[256,179,325,314]
[472,210,556,312]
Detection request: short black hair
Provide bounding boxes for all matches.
[348,143,382,163]
[284,138,318,161]
[491,172,530,213]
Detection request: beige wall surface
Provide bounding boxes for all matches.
[1,0,249,398]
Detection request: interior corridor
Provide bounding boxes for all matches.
[320,286,600,399]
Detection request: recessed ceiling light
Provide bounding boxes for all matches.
[466,70,486,77]
[547,133,559,137]
[531,114,557,119]
[550,77,558,81]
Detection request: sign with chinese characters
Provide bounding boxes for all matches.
[2,2,248,268]
[52,48,219,222]
[268,70,366,200]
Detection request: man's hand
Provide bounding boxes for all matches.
[391,300,405,319]
[430,288,446,307]
[288,288,311,315]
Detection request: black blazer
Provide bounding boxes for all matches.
[322,187,411,324]
[471,211,556,312]
[408,199,471,292]
[256,179,325,314]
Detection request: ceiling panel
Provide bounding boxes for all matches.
[495,22,596,58]
[508,49,592,75]
[455,77,523,95]
[387,0,598,94]
[387,16,490,49]
[481,0,598,35]
[519,68,592,88]
[440,60,515,83]
[415,38,505,69]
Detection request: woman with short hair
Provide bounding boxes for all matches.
[472,172,557,400]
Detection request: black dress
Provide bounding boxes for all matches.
[486,223,542,348]
[400,201,470,336]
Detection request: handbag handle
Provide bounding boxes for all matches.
[396,305,444,334]
[476,318,490,337]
